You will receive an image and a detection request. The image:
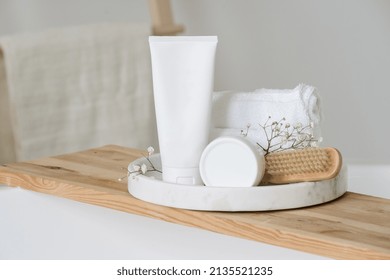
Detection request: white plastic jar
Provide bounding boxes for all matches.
[199,136,265,187]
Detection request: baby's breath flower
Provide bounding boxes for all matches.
[241,123,251,136]
[310,141,318,147]
[118,145,162,181]
[294,122,302,129]
[244,116,323,156]
[141,164,148,174]
[133,165,141,172]
[147,146,155,156]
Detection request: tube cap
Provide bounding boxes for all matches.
[162,166,203,185]
[199,136,265,187]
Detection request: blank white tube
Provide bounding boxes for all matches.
[149,36,218,185]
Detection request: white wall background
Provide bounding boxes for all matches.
[1,0,389,164]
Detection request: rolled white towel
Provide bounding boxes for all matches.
[211,84,322,153]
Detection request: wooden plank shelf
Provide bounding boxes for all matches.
[1,145,389,259]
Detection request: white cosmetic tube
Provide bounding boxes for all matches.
[149,36,218,185]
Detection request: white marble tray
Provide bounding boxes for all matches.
[127,154,348,212]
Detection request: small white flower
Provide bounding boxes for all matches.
[147,146,155,156]
[310,122,315,128]
[141,163,148,174]
[285,123,290,128]
[294,122,302,129]
[318,136,324,143]
[133,164,141,172]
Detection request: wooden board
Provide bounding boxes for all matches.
[0,145,389,259]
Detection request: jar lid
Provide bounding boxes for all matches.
[199,136,265,187]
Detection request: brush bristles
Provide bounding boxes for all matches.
[262,148,341,184]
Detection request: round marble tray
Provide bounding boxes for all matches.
[127,154,348,212]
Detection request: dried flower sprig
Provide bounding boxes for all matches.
[118,146,161,181]
[241,116,323,156]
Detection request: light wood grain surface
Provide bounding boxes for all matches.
[1,145,389,259]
